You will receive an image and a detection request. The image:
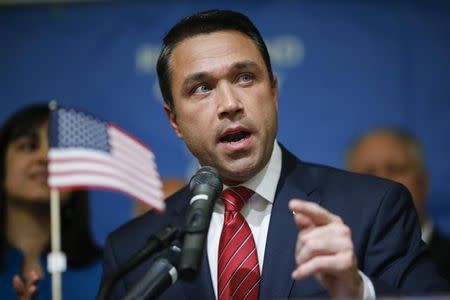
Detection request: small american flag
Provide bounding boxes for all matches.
[48,106,165,212]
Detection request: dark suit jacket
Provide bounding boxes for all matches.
[429,229,450,284]
[100,145,449,299]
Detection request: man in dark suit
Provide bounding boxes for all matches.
[99,10,449,299]
[346,126,450,284]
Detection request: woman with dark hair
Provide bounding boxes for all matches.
[0,104,102,299]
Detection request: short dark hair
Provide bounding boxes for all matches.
[0,103,102,269]
[156,9,275,110]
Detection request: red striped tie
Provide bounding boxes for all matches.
[218,186,260,300]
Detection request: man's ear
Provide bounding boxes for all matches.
[163,103,183,138]
[272,75,279,110]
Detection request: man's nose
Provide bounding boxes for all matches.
[217,82,243,119]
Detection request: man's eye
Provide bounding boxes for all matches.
[193,84,210,94]
[238,73,254,83]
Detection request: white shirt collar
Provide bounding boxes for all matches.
[421,219,434,244]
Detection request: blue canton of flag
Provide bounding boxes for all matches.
[48,106,165,212]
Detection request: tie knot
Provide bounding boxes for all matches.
[220,186,254,212]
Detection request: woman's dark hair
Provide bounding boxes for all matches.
[0,103,102,269]
[157,9,275,111]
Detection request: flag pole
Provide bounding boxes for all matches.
[49,189,64,300]
[48,101,66,300]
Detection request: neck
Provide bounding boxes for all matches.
[6,200,51,256]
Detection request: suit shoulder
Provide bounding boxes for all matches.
[302,161,418,235]
[280,145,411,207]
[302,160,408,196]
[280,144,407,197]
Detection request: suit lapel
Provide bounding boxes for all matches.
[179,248,216,299]
[260,146,322,299]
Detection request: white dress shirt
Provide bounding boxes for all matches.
[421,220,434,244]
[206,141,375,299]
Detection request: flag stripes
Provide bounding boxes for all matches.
[48,106,164,211]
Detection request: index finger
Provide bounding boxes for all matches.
[288,199,341,226]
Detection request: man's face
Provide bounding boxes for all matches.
[165,30,278,185]
[347,133,428,218]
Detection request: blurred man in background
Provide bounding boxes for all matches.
[346,126,450,283]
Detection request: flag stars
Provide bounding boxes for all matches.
[57,108,110,151]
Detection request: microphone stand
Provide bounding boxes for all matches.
[98,224,181,300]
[122,243,181,300]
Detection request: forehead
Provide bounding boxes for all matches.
[169,30,265,79]
[356,134,411,160]
[10,121,48,141]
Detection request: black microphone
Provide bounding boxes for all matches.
[122,244,181,300]
[98,224,180,300]
[179,166,223,279]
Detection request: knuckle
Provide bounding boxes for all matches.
[334,215,343,223]
[336,224,351,238]
[304,239,321,258]
[302,239,312,253]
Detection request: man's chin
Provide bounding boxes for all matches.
[219,161,261,185]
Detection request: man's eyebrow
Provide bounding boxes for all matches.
[230,60,261,72]
[182,72,209,91]
[181,60,263,91]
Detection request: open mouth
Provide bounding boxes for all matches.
[219,130,251,143]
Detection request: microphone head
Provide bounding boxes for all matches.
[189,166,222,196]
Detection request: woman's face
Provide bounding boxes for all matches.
[4,121,70,203]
